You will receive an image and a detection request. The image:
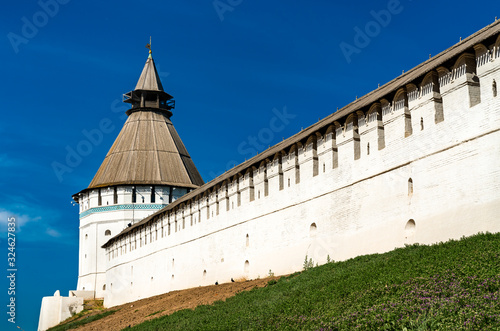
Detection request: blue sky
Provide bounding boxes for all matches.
[1,0,499,329]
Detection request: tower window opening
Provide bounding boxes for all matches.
[288,178,290,187]
[367,143,370,155]
[132,187,137,203]
[98,189,102,206]
[113,187,118,204]
[420,117,424,131]
[493,79,497,97]
[151,186,156,203]
[105,229,111,236]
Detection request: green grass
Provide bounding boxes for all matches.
[47,309,118,331]
[129,232,500,330]
[147,310,165,317]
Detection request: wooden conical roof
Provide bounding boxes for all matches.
[86,53,204,190]
[87,110,204,189]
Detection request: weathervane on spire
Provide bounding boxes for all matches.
[146,36,152,58]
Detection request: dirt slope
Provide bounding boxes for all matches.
[73,277,276,330]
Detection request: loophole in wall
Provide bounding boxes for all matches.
[405,219,416,238]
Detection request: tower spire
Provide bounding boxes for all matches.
[122,44,175,115]
[146,36,152,59]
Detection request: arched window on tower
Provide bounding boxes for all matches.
[98,189,102,206]
[105,229,111,236]
[420,117,424,131]
[151,186,156,203]
[113,187,118,204]
[493,80,497,97]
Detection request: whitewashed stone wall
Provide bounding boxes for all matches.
[76,184,189,298]
[102,37,500,307]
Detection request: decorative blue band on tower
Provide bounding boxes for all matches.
[80,204,167,219]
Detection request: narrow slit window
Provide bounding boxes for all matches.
[151,186,156,203]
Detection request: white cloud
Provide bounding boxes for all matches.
[0,206,68,243]
[0,209,36,229]
[46,228,62,238]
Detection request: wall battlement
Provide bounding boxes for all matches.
[100,23,500,307]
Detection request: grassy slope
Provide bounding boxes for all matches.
[130,233,500,330]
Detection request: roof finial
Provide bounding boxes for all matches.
[146,36,152,58]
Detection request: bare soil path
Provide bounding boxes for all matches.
[72,277,276,331]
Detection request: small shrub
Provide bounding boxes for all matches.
[303,255,314,270]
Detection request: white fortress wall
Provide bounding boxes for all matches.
[102,31,500,307]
